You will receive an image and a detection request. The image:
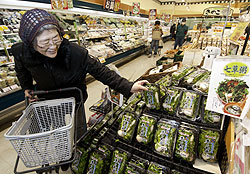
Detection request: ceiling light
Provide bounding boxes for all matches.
[182,0,185,2]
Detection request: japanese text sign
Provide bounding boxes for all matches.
[206,57,250,119]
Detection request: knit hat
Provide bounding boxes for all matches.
[19,8,64,45]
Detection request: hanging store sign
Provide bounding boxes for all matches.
[114,0,121,12]
[132,2,140,16]
[230,22,250,43]
[104,0,115,11]
[206,58,250,119]
[149,9,157,20]
[51,0,68,10]
[203,7,233,17]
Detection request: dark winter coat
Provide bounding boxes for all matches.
[11,39,133,102]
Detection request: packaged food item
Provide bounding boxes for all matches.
[161,87,182,115]
[136,114,156,145]
[175,123,198,163]
[143,84,161,110]
[199,129,220,162]
[0,79,7,88]
[155,75,172,87]
[182,69,208,86]
[71,147,89,174]
[124,163,141,174]
[135,101,146,116]
[86,150,106,174]
[202,97,222,124]
[147,162,169,174]
[154,119,179,158]
[117,112,137,141]
[171,66,195,85]
[109,149,128,174]
[177,90,201,121]
[192,73,211,94]
[0,71,7,78]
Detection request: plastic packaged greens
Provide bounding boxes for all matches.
[171,66,195,86]
[117,112,137,141]
[135,101,146,116]
[98,144,112,173]
[86,150,105,174]
[177,90,201,121]
[161,87,182,115]
[154,119,179,158]
[193,73,211,94]
[143,84,161,110]
[199,129,220,162]
[71,147,89,174]
[175,123,198,163]
[124,163,141,174]
[155,75,172,87]
[147,162,169,174]
[109,149,128,174]
[136,114,157,145]
[202,97,222,124]
[182,69,208,86]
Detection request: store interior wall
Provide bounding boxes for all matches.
[121,0,162,12]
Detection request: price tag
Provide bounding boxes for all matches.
[98,57,106,63]
[10,84,19,90]
[2,87,11,93]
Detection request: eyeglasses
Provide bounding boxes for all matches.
[36,34,62,49]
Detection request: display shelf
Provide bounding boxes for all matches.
[0,47,11,50]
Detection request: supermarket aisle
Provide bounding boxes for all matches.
[0,41,173,174]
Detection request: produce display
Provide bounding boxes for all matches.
[117,112,137,141]
[129,155,149,169]
[202,98,222,124]
[192,73,211,94]
[182,69,208,86]
[144,84,161,110]
[199,129,220,162]
[161,87,182,115]
[147,162,169,174]
[86,150,105,174]
[109,149,128,174]
[171,66,195,85]
[175,124,197,163]
[71,147,89,174]
[155,75,172,88]
[154,119,179,158]
[178,91,200,121]
[136,114,156,145]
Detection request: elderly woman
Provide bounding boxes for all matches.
[12,9,147,139]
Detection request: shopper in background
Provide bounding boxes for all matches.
[12,9,148,140]
[170,23,176,40]
[148,20,163,58]
[174,18,188,49]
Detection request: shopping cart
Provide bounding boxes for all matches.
[4,87,86,174]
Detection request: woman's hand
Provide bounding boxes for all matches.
[24,89,37,102]
[130,80,149,93]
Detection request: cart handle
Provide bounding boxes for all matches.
[26,87,83,106]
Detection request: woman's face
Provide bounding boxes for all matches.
[34,29,62,58]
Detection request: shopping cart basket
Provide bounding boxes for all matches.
[4,87,85,174]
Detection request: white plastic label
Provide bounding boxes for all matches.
[2,87,11,93]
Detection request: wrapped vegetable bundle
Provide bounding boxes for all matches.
[143,84,161,110]
[155,75,172,87]
[161,87,182,115]
[109,149,128,174]
[136,114,157,145]
[193,73,211,94]
[135,101,146,116]
[154,119,179,158]
[175,124,198,163]
[117,112,137,141]
[71,147,89,174]
[202,98,222,124]
[147,162,169,174]
[98,144,112,173]
[178,90,200,121]
[199,129,220,162]
[124,163,141,174]
[182,69,208,86]
[171,66,195,85]
[86,150,105,174]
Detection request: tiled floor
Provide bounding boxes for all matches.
[0,42,174,174]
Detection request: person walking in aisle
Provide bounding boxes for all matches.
[148,20,163,58]
[12,9,148,140]
[174,18,188,49]
[170,23,176,40]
